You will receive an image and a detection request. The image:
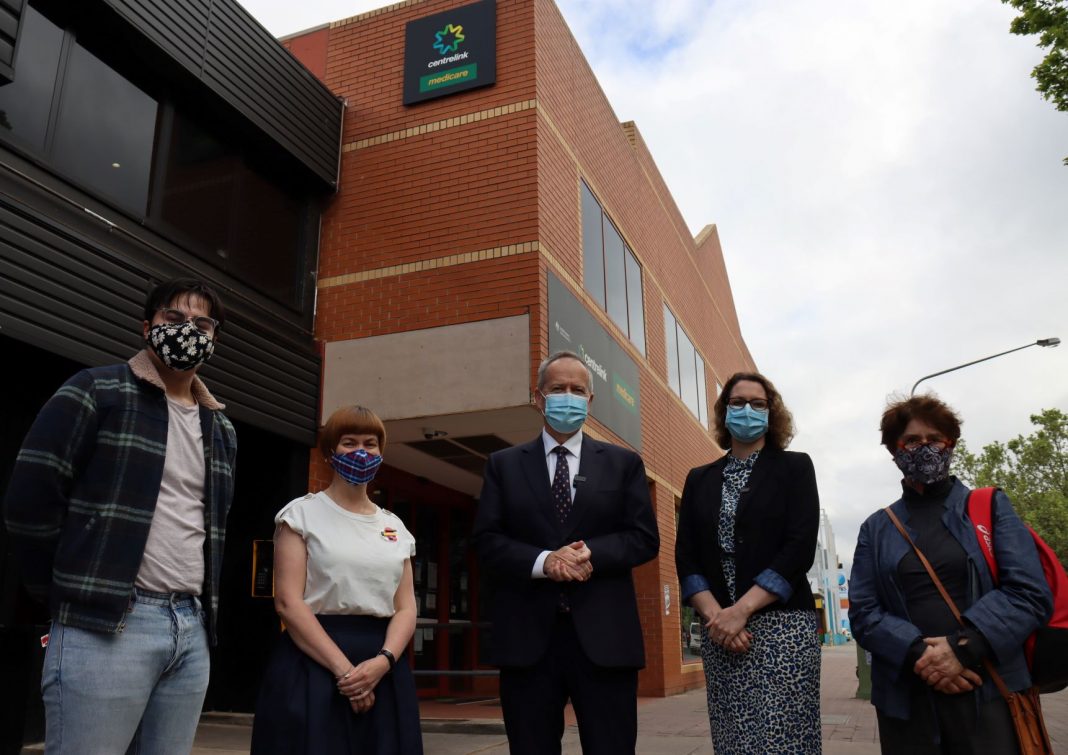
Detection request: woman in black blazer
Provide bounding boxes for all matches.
[675,372,821,755]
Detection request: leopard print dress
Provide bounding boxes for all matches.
[700,451,821,754]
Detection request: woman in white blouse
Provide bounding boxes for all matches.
[252,406,422,754]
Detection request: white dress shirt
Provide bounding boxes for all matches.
[531,429,583,578]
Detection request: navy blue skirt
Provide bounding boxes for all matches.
[251,615,423,754]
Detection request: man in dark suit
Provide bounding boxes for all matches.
[473,350,660,755]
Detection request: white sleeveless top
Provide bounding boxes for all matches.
[276,491,416,617]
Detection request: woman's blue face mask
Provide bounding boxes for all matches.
[725,404,768,443]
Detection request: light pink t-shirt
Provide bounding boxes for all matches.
[135,398,205,594]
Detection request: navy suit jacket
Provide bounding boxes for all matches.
[473,433,659,669]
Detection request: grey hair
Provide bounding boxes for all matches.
[536,350,592,392]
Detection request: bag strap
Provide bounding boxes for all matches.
[883,505,1015,702]
[967,487,999,582]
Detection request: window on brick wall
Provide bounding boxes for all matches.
[581,180,645,354]
[664,304,680,394]
[664,303,709,428]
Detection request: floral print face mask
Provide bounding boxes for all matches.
[147,320,215,371]
[893,444,953,485]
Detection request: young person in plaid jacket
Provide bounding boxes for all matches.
[3,278,237,753]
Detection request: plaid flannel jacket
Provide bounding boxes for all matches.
[3,350,237,641]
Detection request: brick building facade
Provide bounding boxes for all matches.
[284,0,757,697]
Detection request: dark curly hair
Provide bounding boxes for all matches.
[879,394,962,450]
[713,372,795,450]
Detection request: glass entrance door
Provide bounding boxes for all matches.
[387,489,487,698]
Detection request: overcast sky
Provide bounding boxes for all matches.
[239,0,1068,572]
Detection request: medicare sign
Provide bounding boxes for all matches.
[403,0,497,105]
[547,273,642,451]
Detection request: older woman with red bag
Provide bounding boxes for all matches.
[849,395,1052,753]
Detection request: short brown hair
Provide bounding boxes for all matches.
[879,394,962,450]
[713,372,795,450]
[318,405,387,458]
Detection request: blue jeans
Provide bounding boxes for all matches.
[41,589,210,754]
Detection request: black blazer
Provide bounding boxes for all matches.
[675,447,819,613]
[472,434,659,669]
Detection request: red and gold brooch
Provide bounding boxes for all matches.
[381,527,398,542]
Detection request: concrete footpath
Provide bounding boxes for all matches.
[33,644,1065,754]
[189,643,1068,753]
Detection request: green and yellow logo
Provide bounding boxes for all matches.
[612,372,638,415]
[433,23,465,55]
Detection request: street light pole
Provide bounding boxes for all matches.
[910,338,1061,396]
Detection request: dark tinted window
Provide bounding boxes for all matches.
[52,42,158,214]
[695,353,708,428]
[664,304,679,393]
[0,4,315,310]
[152,110,307,307]
[581,181,605,308]
[625,247,645,355]
[664,304,709,426]
[581,181,645,353]
[0,6,63,152]
[603,218,628,333]
[678,329,698,417]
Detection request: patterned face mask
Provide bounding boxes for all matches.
[893,444,953,485]
[147,321,215,371]
[330,448,383,485]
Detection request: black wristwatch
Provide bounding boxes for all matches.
[377,648,396,671]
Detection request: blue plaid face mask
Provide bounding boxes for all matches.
[330,449,383,485]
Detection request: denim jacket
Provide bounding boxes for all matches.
[848,479,1051,719]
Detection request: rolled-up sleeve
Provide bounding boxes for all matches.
[681,574,711,603]
[755,568,793,603]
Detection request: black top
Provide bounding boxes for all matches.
[897,478,990,670]
[675,448,820,613]
[899,478,969,637]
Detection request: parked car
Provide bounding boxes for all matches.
[688,621,702,650]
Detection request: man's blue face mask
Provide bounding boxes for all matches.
[542,392,588,434]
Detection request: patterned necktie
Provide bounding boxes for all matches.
[551,446,572,523]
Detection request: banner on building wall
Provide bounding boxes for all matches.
[403,0,497,105]
[547,272,642,451]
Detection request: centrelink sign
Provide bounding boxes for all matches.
[403,0,497,105]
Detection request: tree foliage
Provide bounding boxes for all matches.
[1002,0,1068,163]
[956,408,1068,569]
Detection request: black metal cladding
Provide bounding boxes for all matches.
[101,0,343,190]
[0,0,23,84]
[0,162,321,446]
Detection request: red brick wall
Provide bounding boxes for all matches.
[286,0,757,697]
[282,26,329,80]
